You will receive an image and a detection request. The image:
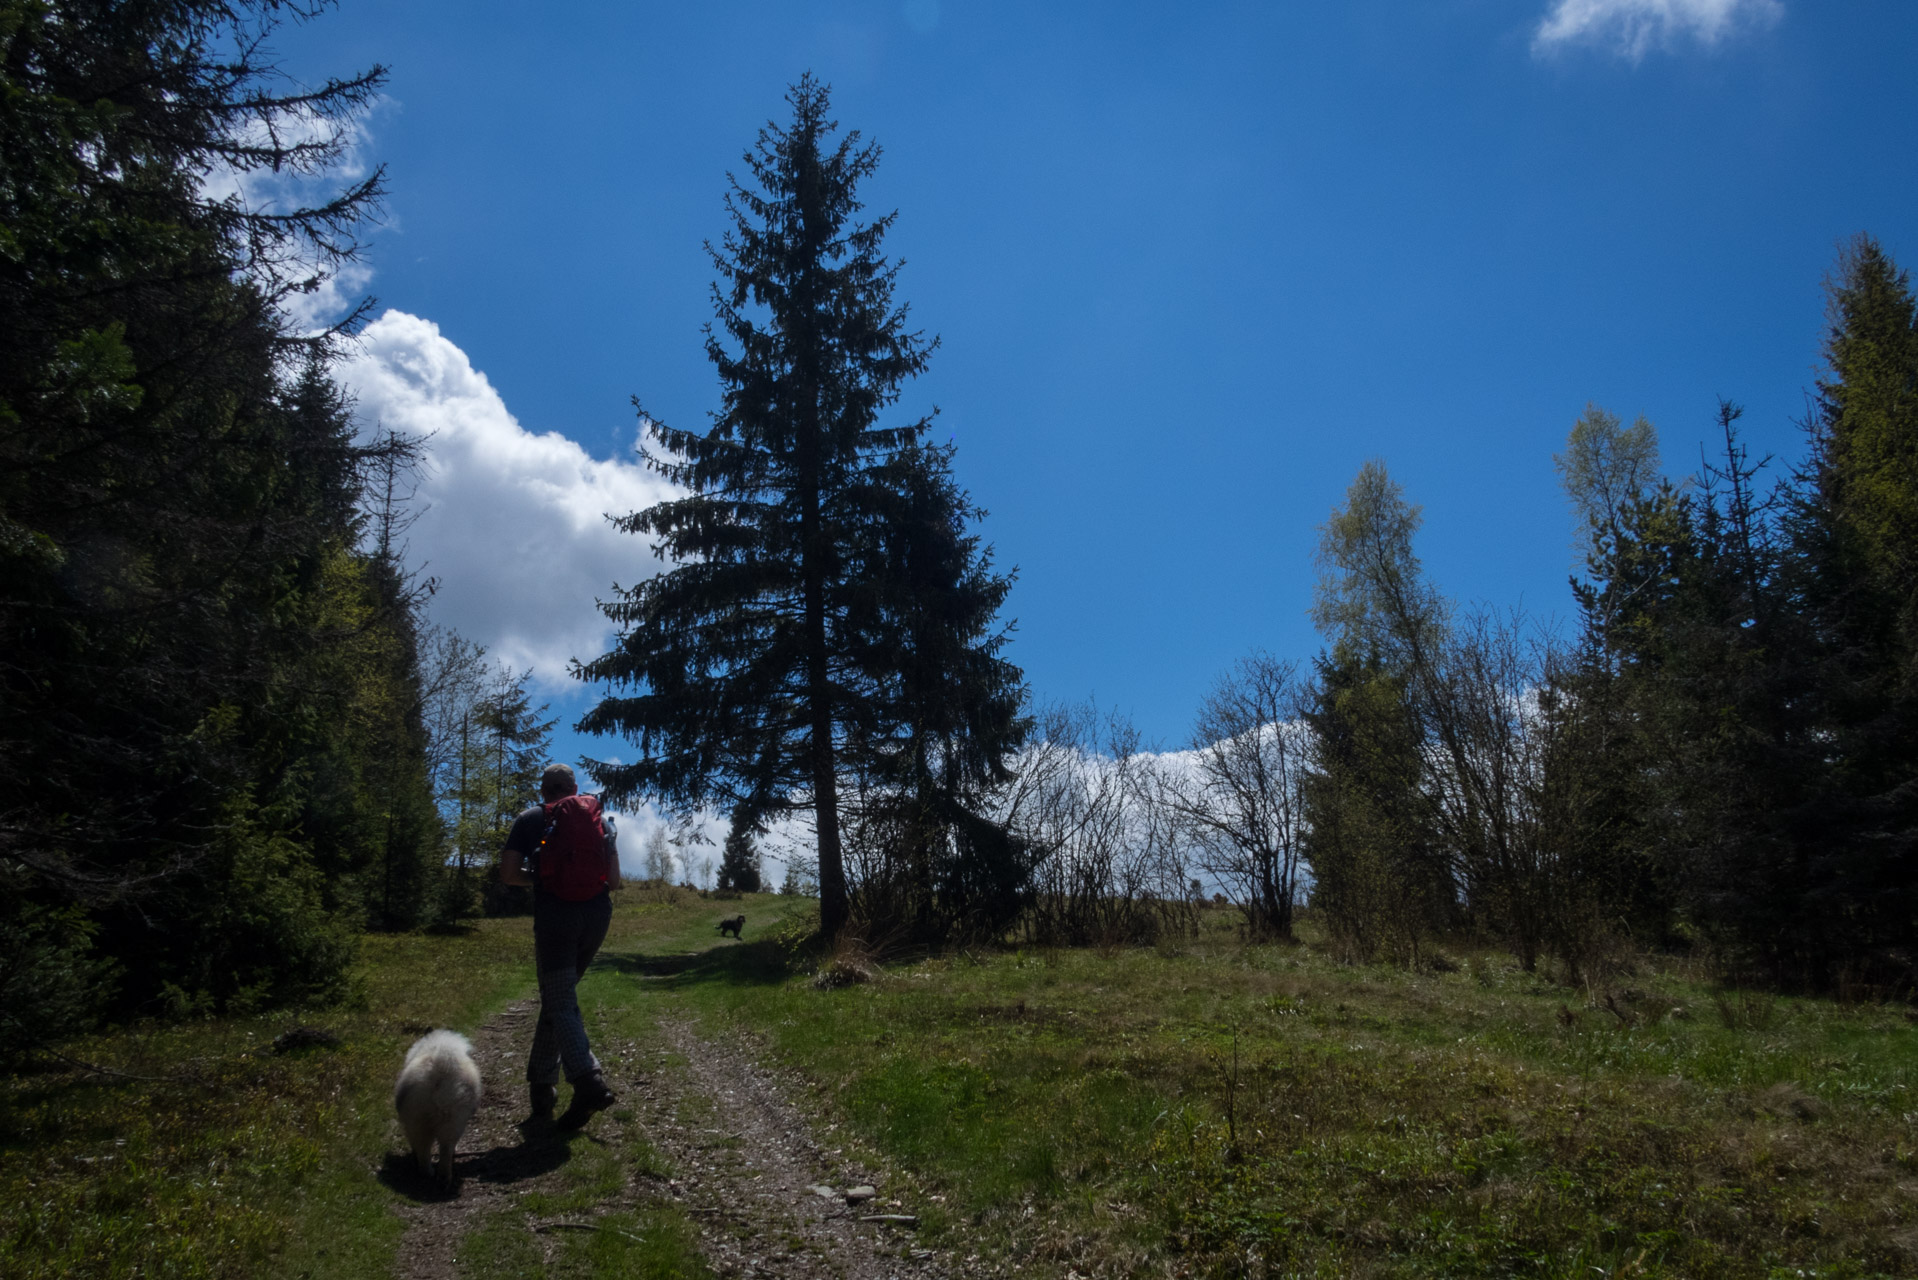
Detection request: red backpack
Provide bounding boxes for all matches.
[536,794,610,901]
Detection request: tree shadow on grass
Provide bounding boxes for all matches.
[592,938,803,990]
[378,1122,579,1202]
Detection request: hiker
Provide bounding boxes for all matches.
[499,763,622,1129]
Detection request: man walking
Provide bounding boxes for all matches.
[499,763,621,1129]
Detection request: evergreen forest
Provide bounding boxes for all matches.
[0,0,557,1060]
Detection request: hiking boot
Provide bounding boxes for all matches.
[528,1082,558,1121]
[555,1071,617,1131]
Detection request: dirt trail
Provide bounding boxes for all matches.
[635,1016,950,1279]
[388,996,956,1279]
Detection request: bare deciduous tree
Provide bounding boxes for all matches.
[1423,608,1559,970]
[996,703,1191,948]
[1153,653,1309,941]
[643,826,676,885]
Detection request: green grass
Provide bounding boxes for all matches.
[0,922,531,1280]
[655,912,1918,1279]
[8,897,1918,1278]
[0,891,721,1279]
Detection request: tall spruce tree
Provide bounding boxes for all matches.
[580,78,1021,940]
[1811,236,1918,624]
[1776,236,1918,980]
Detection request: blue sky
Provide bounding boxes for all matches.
[278,1,1916,786]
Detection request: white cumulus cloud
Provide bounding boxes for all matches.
[335,310,675,688]
[1532,0,1782,59]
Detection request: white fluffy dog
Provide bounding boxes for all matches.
[393,1030,482,1187]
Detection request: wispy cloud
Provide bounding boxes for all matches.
[1532,0,1783,60]
[335,310,676,690]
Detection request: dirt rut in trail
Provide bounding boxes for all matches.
[636,1016,953,1279]
[388,999,558,1279]
[387,998,956,1278]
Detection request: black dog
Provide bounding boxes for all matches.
[717,915,745,939]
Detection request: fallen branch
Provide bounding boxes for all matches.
[532,1220,649,1245]
[32,1044,206,1084]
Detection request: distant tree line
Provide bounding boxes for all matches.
[969,238,1917,993]
[0,1,548,1062]
[1292,236,1915,992]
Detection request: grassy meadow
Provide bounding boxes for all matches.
[669,910,1918,1279]
[3,891,1916,1277]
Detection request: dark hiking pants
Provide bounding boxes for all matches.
[527,890,612,1085]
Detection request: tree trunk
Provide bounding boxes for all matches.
[801,459,848,940]
[811,713,848,940]
[807,591,847,937]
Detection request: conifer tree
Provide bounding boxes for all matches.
[843,440,1029,940]
[718,816,763,893]
[0,0,414,1039]
[1775,236,1918,977]
[580,77,1021,940]
[475,668,558,841]
[1577,405,1826,981]
[1812,236,1918,624]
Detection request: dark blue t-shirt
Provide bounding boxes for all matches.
[504,804,546,858]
